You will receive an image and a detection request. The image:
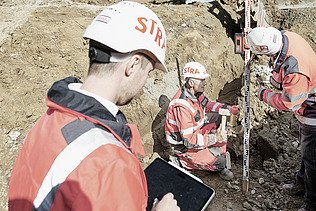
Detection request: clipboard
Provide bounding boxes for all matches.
[145,158,215,211]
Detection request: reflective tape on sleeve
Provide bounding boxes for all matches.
[33,128,128,209]
[295,115,316,126]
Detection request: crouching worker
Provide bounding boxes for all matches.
[164,61,234,181]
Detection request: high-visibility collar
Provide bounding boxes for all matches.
[270,30,289,73]
[180,85,198,102]
[46,77,145,156]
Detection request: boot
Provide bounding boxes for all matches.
[282,180,305,196]
[218,168,234,181]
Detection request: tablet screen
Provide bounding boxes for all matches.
[145,158,215,211]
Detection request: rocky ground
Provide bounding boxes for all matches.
[0,0,315,210]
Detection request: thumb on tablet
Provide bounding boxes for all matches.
[152,193,180,211]
[163,192,174,199]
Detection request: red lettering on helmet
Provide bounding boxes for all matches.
[150,19,157,35]
[185,67,200,74]
[135,17,147,33]
[183,67,200,75]
[135,17,165,50]
[155,27,163,49]
[161,38,166,49]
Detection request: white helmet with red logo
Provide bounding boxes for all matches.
[246,27,282,55]
[83,1,167,71]
[182,62,210,79]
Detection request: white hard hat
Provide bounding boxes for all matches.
[246,27,282,55]
[83,1,167,71]
[182,62,210,79]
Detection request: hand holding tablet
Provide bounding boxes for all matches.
[145,158,215,211]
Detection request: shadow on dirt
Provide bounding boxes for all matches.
[217,73,243,105]
[208,1,241,41]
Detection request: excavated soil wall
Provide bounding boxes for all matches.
[0,0,315,210]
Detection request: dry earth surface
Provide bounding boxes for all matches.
[0,0,315,210]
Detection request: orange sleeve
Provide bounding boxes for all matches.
[198,94,225,113]
[263,73,309,111]
[56,147,147,211]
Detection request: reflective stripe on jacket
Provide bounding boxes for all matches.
[8,77,147,211]
[262,31,316,124]
[165,86,207,148]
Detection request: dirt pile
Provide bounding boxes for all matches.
[0,0,315,210]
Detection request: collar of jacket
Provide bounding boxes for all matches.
[273,30,289,73]
[46,77,144,155]
[180,85,198,102]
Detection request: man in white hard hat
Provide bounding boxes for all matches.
[247,26,316,211]
[8,1,179,210]
[164,61,234,181]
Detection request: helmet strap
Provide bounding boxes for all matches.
[89,40,116,63]
[89,47,111,63]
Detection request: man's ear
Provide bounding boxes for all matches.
[125,54,141,76]
[188,79,194,87]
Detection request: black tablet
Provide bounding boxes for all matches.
[145,158,215,211]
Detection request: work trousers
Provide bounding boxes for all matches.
[296,122,316,209]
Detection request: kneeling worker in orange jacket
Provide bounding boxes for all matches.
[165,61,234,181]
[8,1,180,211]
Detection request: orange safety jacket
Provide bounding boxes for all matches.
[261,31,316,125]
[8,77,147,211]
[165,86,226,171]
